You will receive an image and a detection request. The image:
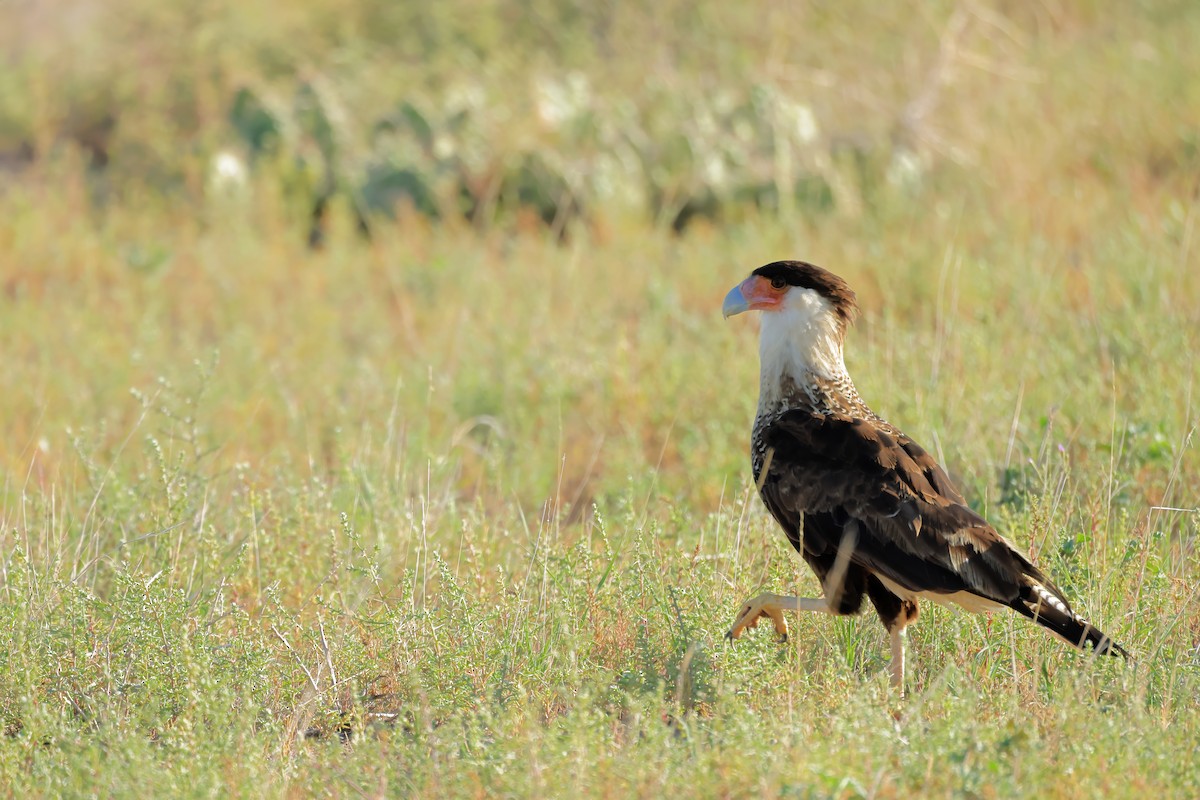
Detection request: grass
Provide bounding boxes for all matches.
[2,1,1200,797]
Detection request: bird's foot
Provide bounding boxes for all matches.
[726,592,790,642]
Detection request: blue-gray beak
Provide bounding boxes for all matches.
[722,284,750,319]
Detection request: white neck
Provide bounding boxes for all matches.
[757,289,848,409]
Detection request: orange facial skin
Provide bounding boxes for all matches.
[722,275,787,318]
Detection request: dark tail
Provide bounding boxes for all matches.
[1013,579,1128,659]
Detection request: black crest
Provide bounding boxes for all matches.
[752,260,859,326]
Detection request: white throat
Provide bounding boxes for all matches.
[757,289,848,407]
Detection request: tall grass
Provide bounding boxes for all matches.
[1,1,1199,797]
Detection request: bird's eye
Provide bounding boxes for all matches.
[770,277,787,290]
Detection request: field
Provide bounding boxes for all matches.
[2,1,1199,796]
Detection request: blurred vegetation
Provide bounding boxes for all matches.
[1,1,1200,797]
[3,0,1196,239]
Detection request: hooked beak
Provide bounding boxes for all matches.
[722,282,751,318]
[724,275,785,318]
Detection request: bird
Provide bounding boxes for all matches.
[721,260,1126,691]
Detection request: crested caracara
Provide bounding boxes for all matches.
[722,260,1126,691]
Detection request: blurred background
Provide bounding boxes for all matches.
[3,0,1198,558]
[4,0,1197,242]
[3,0,1198,533]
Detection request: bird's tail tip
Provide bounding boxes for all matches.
[1023,581,1129,660]
[1085,628,1129,660]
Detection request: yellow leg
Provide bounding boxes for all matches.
[889,625,907,693]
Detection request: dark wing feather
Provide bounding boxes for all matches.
[757,410,1051,607]
[757,409,1126,657]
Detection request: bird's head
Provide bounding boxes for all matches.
[722,261,857,327]
[723,261,858,385]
